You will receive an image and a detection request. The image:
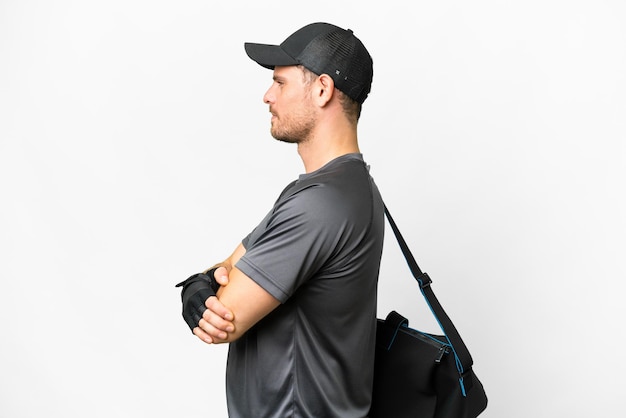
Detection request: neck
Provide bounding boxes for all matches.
[298,127,360,173]
[297,119,360,173]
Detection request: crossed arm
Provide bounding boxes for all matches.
[192,243,280,344]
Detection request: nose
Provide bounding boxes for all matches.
[263,84,275,104]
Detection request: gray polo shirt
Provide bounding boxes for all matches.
[227,154,384,418]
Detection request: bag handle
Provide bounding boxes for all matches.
[383,204,476,392]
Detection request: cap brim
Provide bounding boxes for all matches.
[244,42,299,69]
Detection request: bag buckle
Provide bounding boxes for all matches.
[417,272,432,288]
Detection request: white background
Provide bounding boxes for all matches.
[1,1,625,417]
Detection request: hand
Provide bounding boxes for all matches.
[176,272,218,332]
[193,267,235,344]
[207,266,230,287]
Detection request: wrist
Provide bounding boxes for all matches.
[197,268,220,293]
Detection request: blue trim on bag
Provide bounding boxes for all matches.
[459,376,467,396]
[390,321,453,353]
[403,324,452,348]
[387,327,400,351]
[419,285,468,397]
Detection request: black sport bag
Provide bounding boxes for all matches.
[369,206,488,418]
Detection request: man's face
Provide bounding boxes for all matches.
[263,66,317,144]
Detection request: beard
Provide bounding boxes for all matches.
[269,101,317,144]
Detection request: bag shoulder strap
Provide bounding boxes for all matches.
[383,204,474,374]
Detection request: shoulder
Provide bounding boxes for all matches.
[276,158,374,226]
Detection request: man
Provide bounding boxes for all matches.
[177,22,384,417]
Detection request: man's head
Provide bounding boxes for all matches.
[245,22,373,124]
[262,65,318,144]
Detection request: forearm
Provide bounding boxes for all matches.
[189,243,249,344]
[184,241,279,345]
[206,265,281,343]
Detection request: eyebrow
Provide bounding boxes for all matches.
[273,75,287,83]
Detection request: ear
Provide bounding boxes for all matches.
[312,74,335,107]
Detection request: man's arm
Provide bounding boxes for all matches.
[190,243,244,344]
[193,243,280,344]
[194,267,280,344]
[203,242,247,278]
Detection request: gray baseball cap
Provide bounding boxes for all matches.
[244,22,373,104]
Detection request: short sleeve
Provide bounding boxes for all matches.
[235,185,342,303]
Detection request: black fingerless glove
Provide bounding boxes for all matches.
[175,268,221,332]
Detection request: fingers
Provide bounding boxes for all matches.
[193,326,214,344]
[193,325,229,345]
[194,296,234,344]
[196,318,230,344]
[205,295,234,322]
[214,266,230,286]
[202,301,234,332]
